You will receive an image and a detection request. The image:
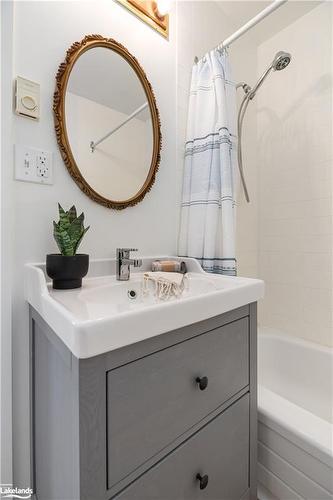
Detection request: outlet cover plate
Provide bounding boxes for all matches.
[15,144,53,185]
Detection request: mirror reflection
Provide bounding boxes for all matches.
[65,47,154,202]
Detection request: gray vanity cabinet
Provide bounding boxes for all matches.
[116,395,250,500]
[30,303,257,500]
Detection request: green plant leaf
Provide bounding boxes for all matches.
[68,217,83,245]
[53,221,63,251]
[54,204,89,256]
[53,221,74,256]
[73,226,90,254]
[68,205,77,223]
[58,203,70,231]
[59,232,74,256]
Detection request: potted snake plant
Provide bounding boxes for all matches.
[46,204,90,289]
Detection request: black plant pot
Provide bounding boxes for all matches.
[46,254,89,290]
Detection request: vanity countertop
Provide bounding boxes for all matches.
[25,256,264,358]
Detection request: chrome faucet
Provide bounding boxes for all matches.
[116,248,142,281]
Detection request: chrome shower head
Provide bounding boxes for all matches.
[246,50,291,99]
[272,51,291,71]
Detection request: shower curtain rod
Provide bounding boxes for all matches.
[194,0,287,63]
[90,102,148,152]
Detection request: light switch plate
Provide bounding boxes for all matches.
[15,145,53,185]
[15,76,40,120]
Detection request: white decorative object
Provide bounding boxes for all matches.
[142,271,186,300]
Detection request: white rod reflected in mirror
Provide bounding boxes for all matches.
[90,101,149,152]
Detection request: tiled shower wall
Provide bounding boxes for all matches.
[257,2,333,346]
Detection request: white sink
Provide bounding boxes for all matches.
[57,272,234,319]
[25,256,264,358]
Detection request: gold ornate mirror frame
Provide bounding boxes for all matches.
[53,34,161,210]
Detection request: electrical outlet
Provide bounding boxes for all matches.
[15,145,53,185]
[36,152,49,178]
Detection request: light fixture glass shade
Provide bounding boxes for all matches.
[156,0,171,18]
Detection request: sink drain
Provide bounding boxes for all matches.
[127,289,137,300]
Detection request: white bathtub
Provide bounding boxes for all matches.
[257,331,333,500]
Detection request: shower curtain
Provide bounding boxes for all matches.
[178,49,238,275]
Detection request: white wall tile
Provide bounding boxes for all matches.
[256,2,333,347]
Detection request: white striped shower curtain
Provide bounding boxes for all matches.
[178,49,238,275]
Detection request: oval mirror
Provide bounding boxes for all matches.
[54,35,161,209]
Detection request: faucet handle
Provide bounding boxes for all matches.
[116,248,138,258]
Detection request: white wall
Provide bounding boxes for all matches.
[0,0,14,486]
[11,0,177,486]
[257,2,333,347]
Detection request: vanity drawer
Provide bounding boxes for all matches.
[107,317,249,489]
[115,394,250,499]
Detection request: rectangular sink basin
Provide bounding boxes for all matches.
[25,256,264,358]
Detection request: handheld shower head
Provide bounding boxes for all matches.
[272,51,291,71]
[247,49,292,99]
[236,49,292,203]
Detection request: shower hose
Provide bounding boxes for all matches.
[237,92,251,203]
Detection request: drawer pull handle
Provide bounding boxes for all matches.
[196,473,209,490]
[196,376,208,391]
